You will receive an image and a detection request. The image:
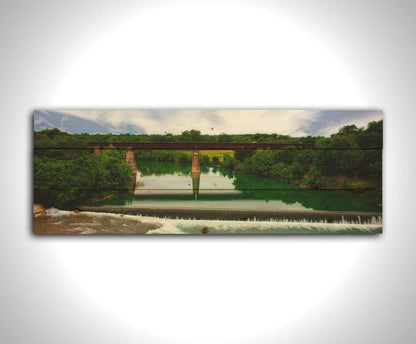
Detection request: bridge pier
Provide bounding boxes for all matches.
[93,145,101,155]
[191,151,200,200]
[192,150,200,173]
[125,148,138,188]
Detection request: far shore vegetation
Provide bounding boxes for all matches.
[34,120,382,209]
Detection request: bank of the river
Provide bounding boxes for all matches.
[228,164,381,193]
[33,208,382,235]
[33,208,161,234]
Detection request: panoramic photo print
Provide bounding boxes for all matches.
[33,109,383,234]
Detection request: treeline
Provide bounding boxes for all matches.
[135,150,211,165]
[34,149,134,208]
[34,120,382,207]
[34,122,382,152]
[34,128,314,148]
[137,160,211,176]
[219,121,382,188]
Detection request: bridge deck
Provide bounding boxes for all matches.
[88,142,314,150]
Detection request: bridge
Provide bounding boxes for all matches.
[88,142,314,191]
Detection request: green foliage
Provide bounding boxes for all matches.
[240,149,276,176]
[136,150,176,162]
[178,152,192,163]
[34,149,133,209]
[137,160,210,176]
[179,130,202,142]
[337,124,360,136]
[199,154,210,165]
[289,162,304,182]
[218,120,382,188]
[222,154,235,169]
[305,166,325,188]
[234,150,254,162]
[34,119,382,195]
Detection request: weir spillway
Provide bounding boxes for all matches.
[77,205,382,225]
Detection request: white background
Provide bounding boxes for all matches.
[1,0,415,343]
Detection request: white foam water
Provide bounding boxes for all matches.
[42,208,382,234]
[144,217,382,234]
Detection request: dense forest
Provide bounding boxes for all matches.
[34,149,134,208]
[34,120,382,208]
[221,121,382,189]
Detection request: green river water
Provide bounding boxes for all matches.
[90,160,382,213]
[35,161,382,234]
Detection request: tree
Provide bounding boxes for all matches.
[337,124,359,136]
[234,150,254,162]
[289,162,304,182]
[306,166,324,188]
[180,130,202,142]
[33,149,133,209]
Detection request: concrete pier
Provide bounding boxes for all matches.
[192,150,200,173]
[93,146,101,155]
[125,148,137,187]
[125,148,137,173]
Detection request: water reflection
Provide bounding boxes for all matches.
[192,172,200,200]
[138,160,210,176]
[91,160,382,212]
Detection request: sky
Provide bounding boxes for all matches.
[36,109,383,137]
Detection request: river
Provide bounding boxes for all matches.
[34,161,382,234]
[92,160,382,213]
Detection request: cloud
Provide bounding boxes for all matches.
[312,110,383,136]
[44,109,382,136]
[209,110,321,136]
